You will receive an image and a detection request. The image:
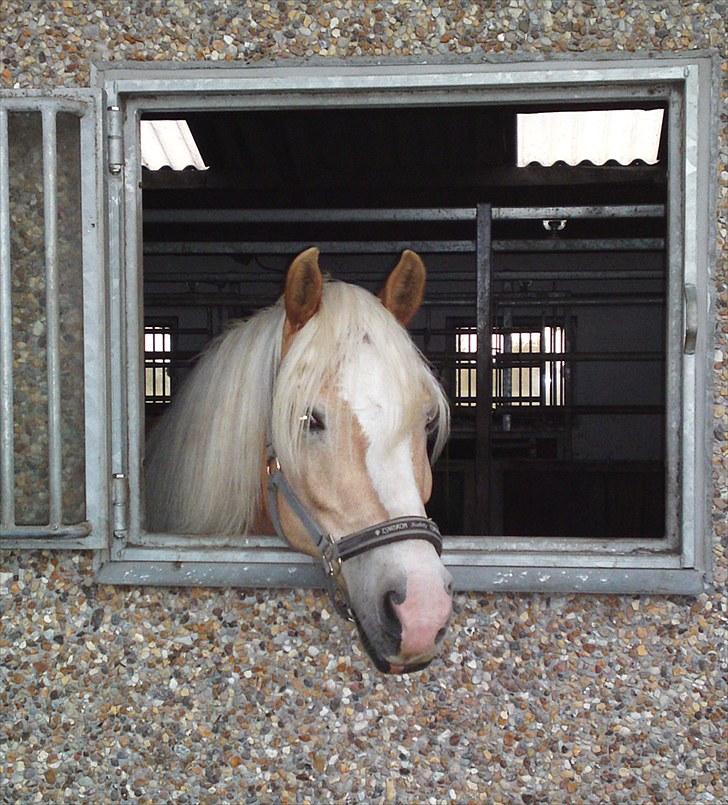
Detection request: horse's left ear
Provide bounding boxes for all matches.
[285,247,324,331]
[380,249,426,326]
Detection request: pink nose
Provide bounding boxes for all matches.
[391,576,452,659]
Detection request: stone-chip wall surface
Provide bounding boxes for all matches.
[1,2,726,803]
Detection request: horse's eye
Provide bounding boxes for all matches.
[301,409,325,433]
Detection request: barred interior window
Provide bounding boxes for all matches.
[144,324,173,405]
[455,325,566,408]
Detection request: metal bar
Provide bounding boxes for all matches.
[493,270,665,281]
[493,205,664,220]
[680,66,700,568]
[142,204,665,225]
[493,239,664,252]
[145,269,666,283]
[494,296,664,308]
[144,240,477,255]
[475,204,492,534]
[42,108,62,528]
[144,292,665,310]
[94,558,705,596]
[0,108,14,528]
[79,89,111,549]
[111,63,684,99]
[664,84,684,554]
[495,351,663,363]
[144,207,476,224]
[129,532,290,550]
[0,96,90,115]
[123,103,145,547]
[0,522,92,539]
[144,239,664,256]
[449,567,704,596]
[494,404,664,415]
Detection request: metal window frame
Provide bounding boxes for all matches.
[92,55,716,594]
[0,89,108,550]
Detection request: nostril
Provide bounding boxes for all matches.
[435,626,448,644]
[445,578,454,597]
[382,590,404,635]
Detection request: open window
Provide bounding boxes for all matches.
[16,57,702,595]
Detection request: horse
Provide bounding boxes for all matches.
[145,247,454,673]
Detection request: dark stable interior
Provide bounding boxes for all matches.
[142,102,668,539]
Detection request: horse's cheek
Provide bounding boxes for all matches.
[411,436,433,504]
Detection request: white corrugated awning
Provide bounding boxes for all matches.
[140,120,208,171]
[517,109,664,167]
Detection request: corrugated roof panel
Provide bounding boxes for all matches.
[140,120,208,171]
[517,109,664,167]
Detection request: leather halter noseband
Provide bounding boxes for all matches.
[266,451,443,623]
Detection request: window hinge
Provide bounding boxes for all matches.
[112,473,129,544]
[106,105,123,175]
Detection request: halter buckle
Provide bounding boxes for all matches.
[321,533,342,578]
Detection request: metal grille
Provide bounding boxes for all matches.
[144,323,174,406]
[0,93,102,544]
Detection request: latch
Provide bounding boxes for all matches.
[683,283,698,355]
[112,472,129,544]
[106,105,123,175]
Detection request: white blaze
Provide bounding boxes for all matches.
[339,342,425,517]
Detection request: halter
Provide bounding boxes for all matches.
[265,451,443,629]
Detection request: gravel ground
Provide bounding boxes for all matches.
[0,551,726,803]
[1,1,727,802]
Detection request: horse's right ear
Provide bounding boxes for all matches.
[284,247,323,331]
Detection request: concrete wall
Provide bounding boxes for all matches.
[1,3,726,802]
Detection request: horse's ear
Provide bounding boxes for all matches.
[380,249,426,326]
[285,247,324,331]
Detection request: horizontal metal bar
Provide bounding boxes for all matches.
[144,294,277,308]
[130,532,290,550]
[0,522,92,539]
[494,205,664,220]
[107,62,686,97]
[494,404,664,414]
[145,238,664,257]
[493,270,665,280]
[95,559,705,596]
[493,238,664,252]
[0,107,14,528]
[126,531,672,560]
[0,95,89,116]
[145,208,476,224]
[145,269,665,284]
[451,567,704,595]
[494,351,663,363]
[143,205,665,225]
[145,240,476,255]
[495,295,664,307]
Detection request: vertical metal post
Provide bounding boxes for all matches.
[0,109,15,528]
[42,108,62,528]
[475,203,492,534]
[664,84,684,551]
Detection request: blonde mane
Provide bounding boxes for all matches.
[145,280,449,535]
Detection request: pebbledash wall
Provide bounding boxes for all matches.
[1,3,726,804]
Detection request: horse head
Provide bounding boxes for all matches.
[266,248,453,673]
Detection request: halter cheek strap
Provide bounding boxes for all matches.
[266,453,353,620]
